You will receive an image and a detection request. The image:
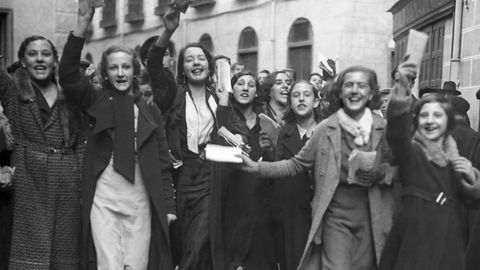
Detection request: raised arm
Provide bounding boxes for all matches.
[58,6,98,112]
[146,8,180,114]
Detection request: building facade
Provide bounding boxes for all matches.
[390,0,480,129]
[0,0,78,70]
[82,0,395,87]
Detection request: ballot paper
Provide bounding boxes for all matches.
[406,29,429,68]
[347,150,377,187]
[78,0,104,16]
[205,144,243,163]
[318,53,334,77]
[258,113,280,145]
[215,58,232,93]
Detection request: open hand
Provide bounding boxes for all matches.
[163,7,180,35]
[74,5,95,38]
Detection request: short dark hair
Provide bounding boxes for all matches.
[309,72,322,80]
[261,70,289,102]
[283,80,320,123]
[18,35,58,62]
[413,93,455,132]
[258,69,270,75]
[176,43,214,86]
[230,70,263,113]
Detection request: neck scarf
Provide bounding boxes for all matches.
[412,132,459,167]
[112,89,135,183]
[337,108,373,146]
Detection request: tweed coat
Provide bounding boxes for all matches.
[258,112,397,269]
[0,68,84,270]
[58,34,175,270]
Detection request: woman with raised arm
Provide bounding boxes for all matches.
[146,8,247,270]
[58,5,176,270]
[0,36,84,270]
[378,62,480,270]
[240,66,397,270]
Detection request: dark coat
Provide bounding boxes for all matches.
[59,34,175,270]
[271,121,313,270]
[223,115,277,270]
[147,43,248,270]
[379,96,466,270]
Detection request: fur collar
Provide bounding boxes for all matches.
[412,132,459,167]
[13,68,65,103]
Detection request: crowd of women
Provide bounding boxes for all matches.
[1,4,480,270]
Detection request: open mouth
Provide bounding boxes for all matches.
[240,93,250,98]
[34,65,47,71]
[191,68,204,75]
[297,104,307,109]
[116,79,127,84]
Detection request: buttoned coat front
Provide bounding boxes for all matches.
[258,112,397,270]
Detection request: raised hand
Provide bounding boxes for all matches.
[393,55,417,97]
[163,7,180,35]
[74,4,95,38]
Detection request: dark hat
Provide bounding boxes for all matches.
[139,36,159,66]
[80,60,91,68]
[476,89,480,100]
[450,96,470,115]
[442,81,461,96]
[419,87,444,98]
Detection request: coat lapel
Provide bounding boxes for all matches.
[282,122,304,156]
[87,92,115,134]
[136,100,158,150]
[326,113,341,171]
[370,115,386,150]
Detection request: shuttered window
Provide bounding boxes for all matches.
[238,27,258,73]
[288,18,312,80]
[100,0,116,28]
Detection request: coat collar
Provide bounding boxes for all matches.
[281,121,306,155]
[325,112,385,169]
[88,90,158,148]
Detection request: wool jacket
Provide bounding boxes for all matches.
[59,33,175,270]
[258,112,397,269]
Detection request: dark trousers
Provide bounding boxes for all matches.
[176,160,213,270]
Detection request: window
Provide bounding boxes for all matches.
[237,27,258,73]
[0,9,13,70]
[288,18,313,80]
[199,34,213,53]
[419,20,445,89]
[393,21,445,89]
[100,0,116,28]
[125,0,144,23]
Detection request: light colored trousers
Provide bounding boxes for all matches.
[91,158,152,270]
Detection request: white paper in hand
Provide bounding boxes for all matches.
[205,144,242,163]
[215,58,232,93]
[406,29,429,68]
[347,150,377,186]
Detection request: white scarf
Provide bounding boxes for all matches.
[337,108,373,146]
[185,91,217,154]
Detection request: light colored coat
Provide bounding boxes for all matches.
[258,112,397,270]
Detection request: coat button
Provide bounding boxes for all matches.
[319,171,325,176]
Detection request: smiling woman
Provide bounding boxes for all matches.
[239,65,397,270]
[58,6,176,270]
[0,35,84,269]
